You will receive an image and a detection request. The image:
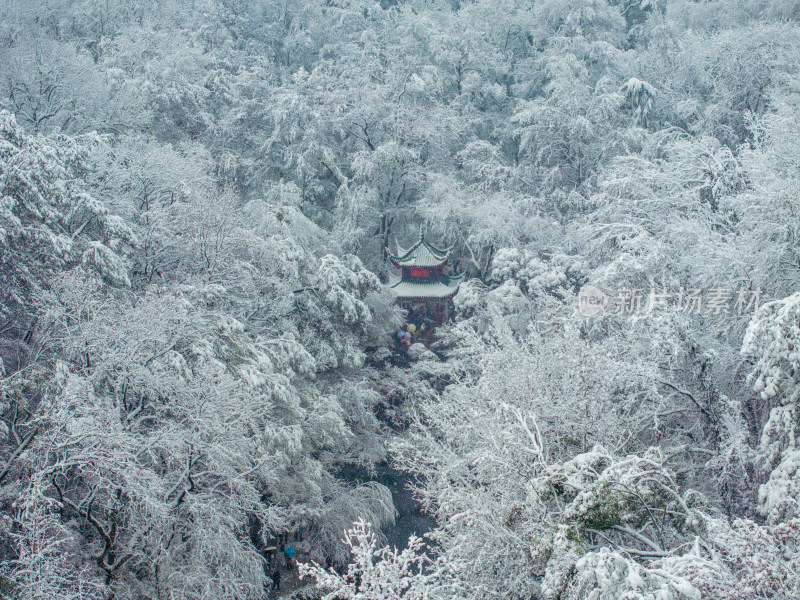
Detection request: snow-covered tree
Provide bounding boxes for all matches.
[300,519,440,600]
[0,110,135,323]
[742,292,800,524]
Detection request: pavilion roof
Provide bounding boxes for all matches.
[388,273,464,299]
[387,235,451,268]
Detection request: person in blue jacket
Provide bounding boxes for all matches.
[284,546,295,569]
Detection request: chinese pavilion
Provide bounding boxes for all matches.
[387,235,463,326]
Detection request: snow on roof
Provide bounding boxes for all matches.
[388,274,463,299]
[387,235,451,268]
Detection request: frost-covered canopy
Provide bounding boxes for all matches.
[1,1,800,599]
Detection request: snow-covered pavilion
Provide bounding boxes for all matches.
[386,234,463,326]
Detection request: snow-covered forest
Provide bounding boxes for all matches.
[1,0,800,598]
